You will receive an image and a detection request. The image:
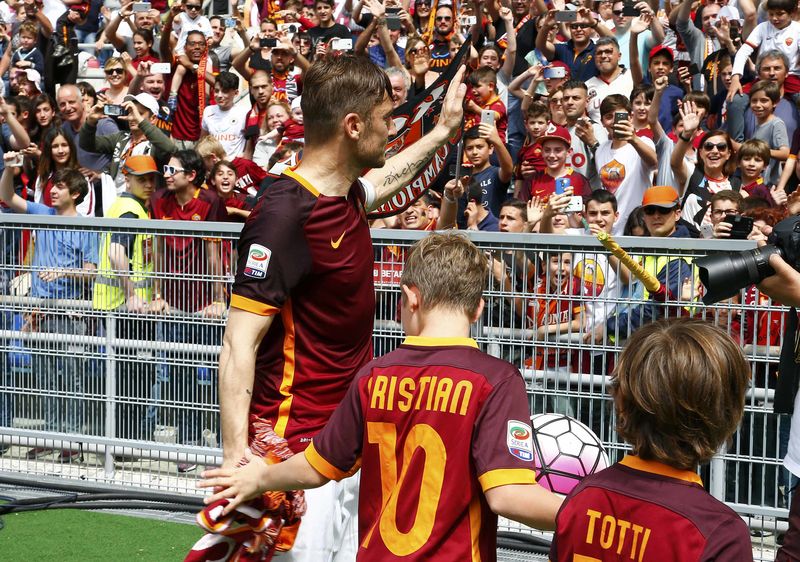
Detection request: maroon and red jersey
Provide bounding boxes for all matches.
[172,70,203,141]
[231,156,268,199]
[230,169,375,452]
[149,187,226,311]
[465,95,508,141]
[550,455,752,562]
[306,337,538,562]
[516,140,546,177]
[518,168,590,203]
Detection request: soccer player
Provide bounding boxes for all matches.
[202,233,562,560]
[549,318,752,561]
[219,55,467,561]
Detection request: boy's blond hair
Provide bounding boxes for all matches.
[400,233,487,317]
[195,136,228,159]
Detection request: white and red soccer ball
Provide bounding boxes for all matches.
[531,413,610,496]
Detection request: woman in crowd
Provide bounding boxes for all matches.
[406,36,438,92]
[100,57,130,105]
[77,81,98,114]
[131,28,160,69]
[34,127,81,208]
[671,100,738,230]
[28,94,60,148]
[252,101,292,167]
[412,0,433,37]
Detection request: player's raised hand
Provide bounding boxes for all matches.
[199,449,271,515]
[435,65,468,140]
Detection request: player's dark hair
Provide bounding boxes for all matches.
[53,168,89,205]
[173,149,206,186]
[766,0,795,12]
[302,55,391,146]
[586,189,618,212]
[401,232,487,317]
[215,71,239,92]
[611,318,749,470]
[599,94,631,117]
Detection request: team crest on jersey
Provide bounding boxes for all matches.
[191,213,202,221]
[507,420,534,461]
[244,244,271,278]
[787,37,794,46]
[599,159,626,193]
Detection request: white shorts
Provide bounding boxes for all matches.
[277,471,360,562]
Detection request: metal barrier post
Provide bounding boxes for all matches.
[710,447,726,501]
[104,314,116,478]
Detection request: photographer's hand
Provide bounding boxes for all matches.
[758,254,800,307]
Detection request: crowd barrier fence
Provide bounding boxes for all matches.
[0,214,789,559]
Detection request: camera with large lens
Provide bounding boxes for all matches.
[696,216,800,304]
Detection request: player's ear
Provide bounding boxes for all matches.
[343,112,363,141]
[470,298,485,324]
[400,284,420,312]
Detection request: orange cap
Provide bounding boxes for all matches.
[122,155,160,176]
[642,185,680,208]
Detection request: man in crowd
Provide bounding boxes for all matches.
[307,0,351,54]
[57,83,119,173]
[560,81,608,190]
[586,37,634,122]
[536,8,612,82]
[675,0,720,90]
[429,5,455,72]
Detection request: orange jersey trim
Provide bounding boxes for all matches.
[305,441,349,481]
[284,169,321,197]
[468,494,483,562]
[230,294,280,316]
[403,336,479,348]
[274,298,296,437]
[478,468,537,492]
[619,454,703,485]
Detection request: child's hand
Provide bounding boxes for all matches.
[527,196,545,225]
[771,185,788,206]
[478,121,500,145]
[198,449,271,516]
[653,75,668,93]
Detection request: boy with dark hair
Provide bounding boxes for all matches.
[200,232,562,559]
[461,123,513,218]
[466,66,508,141]
[550,318,752,561]
[738,138,786,204]
[515,102,552,185]
[748,79,790,185]
[595,94,657,234]
[201,71,249,158]
[516,124,590,203]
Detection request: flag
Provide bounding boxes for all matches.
[367,39,470,219]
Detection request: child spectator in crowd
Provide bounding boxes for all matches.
[516,124,590,203]
[10,21,45,78]
[208,159,251,222]
[171,0,213,55]
[462,123,513,219]
[200,71,249,159]
[550,319,752,561]
[595,94,657,233]
[744,80,790,186]
[629,84,654,138]
[738,139,788,206]
[515,102,551,181]
[465,66,508,142]
[195,136,268,201]
[708,189,744,239]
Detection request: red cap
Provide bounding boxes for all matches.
[649,45,674,62]
[535,122,572,147]
[642,185,680,208]
[69,2,90,15]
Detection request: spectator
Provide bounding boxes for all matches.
[517,124,590,203]
[252,101,291,166]
[585,37,634,123]
[57,83,119,173]
[744,79,790,185]
[0,160,97,460]
[612,1,662,71]
[10,21,45,77]
[99,0,161,57]
[514,102,552,181]
[739,138,787,205]
[149,149,226,468]
[356,0,409,69]
[675,0,721,90]
[200,71,248,159]
[170,0,213,55]
[411,0,432,37]
[428,4,454,73]
[77,81,98,113]
[127,63,172,135]
[630,43,683,134]
[231,32,308,104]
[385,66,409,108]
[208,16,240,73]
[405,35,438,91]
[399,192,438,231]
[709,189,744,239]
[439,176,500,232]
[307,0,351,55]
[92,154,158,442]
[33,126,79,206]
[672,100,737,230]
[560,80,608,190]
[508,61,570,111]
[623,205,647,236]
[79,92,177,192]
[130,28,159,70]
[195,136,268,200]
[208,159,251,222]
[100,56,130,106]
[29,93,59,146]
[628,84,654,137]
[595,94,657,233]
[242,70,273,158]
[462,123,512,217]
[536,8,613,82]
[465,66,507,141]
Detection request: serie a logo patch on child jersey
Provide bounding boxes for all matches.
[244,244,271,279]
[507,420,534,461]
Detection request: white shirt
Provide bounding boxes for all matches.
[586,67,635,123]
[596,137,657,235]
[174,13,213,55]
[202,104,249,158]
[733,21,800,76]
[567,120,608,191]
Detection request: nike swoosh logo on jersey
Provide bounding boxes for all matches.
[331,230,346,249]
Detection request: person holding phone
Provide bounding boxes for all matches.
[595,94,657,233]
[585,37,634,122]
[465,66,508,141]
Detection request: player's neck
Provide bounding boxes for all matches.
[413,310,473,338]
[293,145,361,197]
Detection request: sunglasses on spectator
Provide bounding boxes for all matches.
[436,16,452,21]
[185,4,202,10]
[408,48,429,55]
[569,23,591,29]
[163,165,186,176]
[611,9,625,15]
[643,205,677,215]
[703,141,728,152]
[105,68,125,75]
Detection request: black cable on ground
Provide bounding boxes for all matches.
[0,501,204,514]
[496,531,552,555]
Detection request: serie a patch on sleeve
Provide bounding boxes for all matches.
[244,244,271,279]
[507,420,534,461]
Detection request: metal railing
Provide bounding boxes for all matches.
[0,214,789,559]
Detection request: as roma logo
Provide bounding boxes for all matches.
[599,159,626,193]
[786,37,793,46]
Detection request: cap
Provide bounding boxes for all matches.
[535,123,572,147]
[22,69,42,90]
[123,93,160,116]
[122,155,160,176]
[648,44,674,62]
[549,60,570,73]
[719,6,743,25]
[291,96,302,111]
[642,185,680,208]
[69,2,90,15]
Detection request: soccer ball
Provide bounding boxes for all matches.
[531,413,609,496]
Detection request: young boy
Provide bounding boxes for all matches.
[200,233,562,559]
[10,21,44,77]
[747,80,790,186]
[516,124,590,203]
[730,0,800,96]
[200,71,249,158]
[462,123,513,218]
[595,94,657,234]
[465,66,508,141]
[515,102,551,185]
[550,318,752,561]
[738,138,787,206]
